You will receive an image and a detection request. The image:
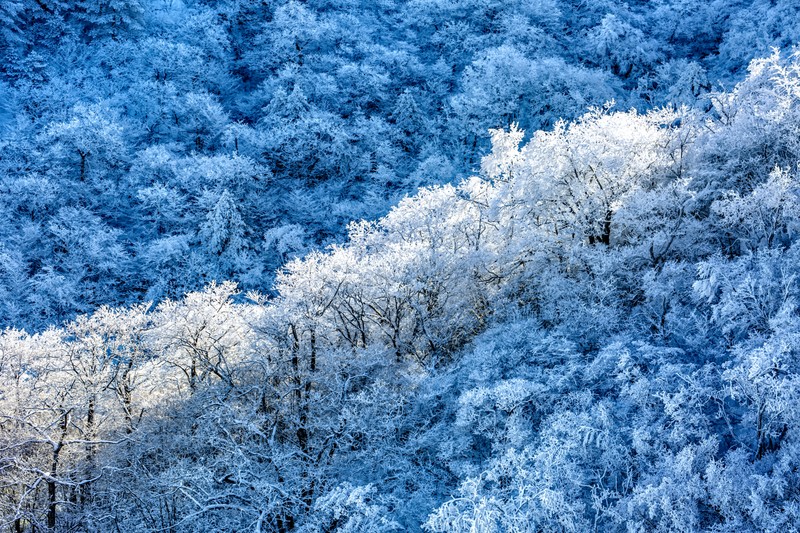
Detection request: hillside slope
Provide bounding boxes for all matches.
[3,50,800,531]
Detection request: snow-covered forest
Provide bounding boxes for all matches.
[2,0,800,531]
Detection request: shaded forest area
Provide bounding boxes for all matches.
[3,1,800,532]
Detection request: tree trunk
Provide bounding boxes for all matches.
[79,151,87,182]
[600,209,612,246]
[48,411,69,531]
[82,396,96,506]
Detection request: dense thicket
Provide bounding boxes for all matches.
[1,0,800,327]
[3,48,800,531]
